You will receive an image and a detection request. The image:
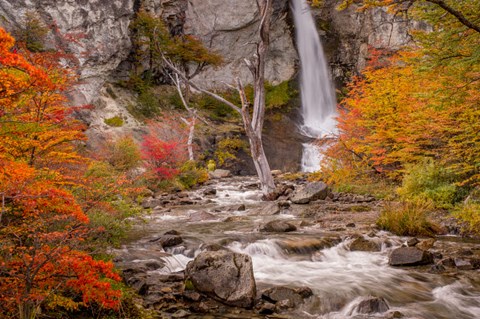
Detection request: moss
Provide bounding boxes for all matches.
[265,80,297,110]
[104,116,124,127]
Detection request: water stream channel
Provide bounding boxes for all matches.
[115,177,480,319]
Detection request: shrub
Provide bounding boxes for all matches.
[453,203,480,235]
[214,137,248,166]
[397,159,460,208]
[177,160,209,189]
[104,116,124,127]
[265,80,297,110]
[377,201,435,236]
[105,137,142,172]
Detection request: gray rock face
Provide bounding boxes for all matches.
[389,247,434,266]
[261,220,297,233]
[185,251,256,308]
[291,182,329,204]
[184,0,296,89]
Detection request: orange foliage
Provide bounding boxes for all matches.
[0,28,121,318]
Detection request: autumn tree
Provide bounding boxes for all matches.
[0,28,122,318]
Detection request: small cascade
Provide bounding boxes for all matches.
[292,0,338,172]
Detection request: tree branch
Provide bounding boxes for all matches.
[425,0,480,33]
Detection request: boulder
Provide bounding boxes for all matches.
[277,237,341,254]
[203,188,217,196]
[250,202,281,216]
[154,235,183,248]
[389,247,434,266]
[142,197,162,209]
[416,238,436,251]
[188,211,216,222]
[356,296,389,314]
[349,237,381,252]
[261,286,313,310]
[260,220,297,233]
[406,237,420,247]
[290,182,329,204]
[185,251,256,308]
[208,169,231,179]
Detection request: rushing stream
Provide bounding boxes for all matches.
[116,177,480,319]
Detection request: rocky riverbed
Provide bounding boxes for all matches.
[112,175,480,319]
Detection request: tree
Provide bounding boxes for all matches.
[161,0,276,195]
[0,28,122,318]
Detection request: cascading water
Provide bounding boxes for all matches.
[292,0,338,172]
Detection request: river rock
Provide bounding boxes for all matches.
[406,237,420,247]
[261,286,313,310]
[349,237,381,252]
[188,211,216,222]
[260,220,297,233]
[142,197,163,209]
[278,237,341,254]
[185,251,256,308]
[389,247,434,266]
[251,202,281,216]
[355,296,389,314]
[153,235,183,248]
[209,169,231,179]
[203,188,217,196]
[290,182,329,204]
[416,238,436,251]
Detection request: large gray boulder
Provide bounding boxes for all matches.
[389,247,434,266]
[290,182,329,204]
[208,169,231,179]
[185,251,256,308]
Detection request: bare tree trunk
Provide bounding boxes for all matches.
[159,0,276,195]
[181,116,196,161]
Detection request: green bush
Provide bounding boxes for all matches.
[397,159,460,208]
[265,80,297,110]
[214,137,248,166]
[453,203,480,235]
[377,201,435,236]
[104,116,124,127]
[177,161,209,189]
[107,137,142,171]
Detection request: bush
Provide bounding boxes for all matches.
[453,203,480,235]
[265,80,297,110]
[104,116,124,127]
[177,161,209,189]
[377,201,435,236]
[106,137,142,172]
[214,137,248,166]
[397,159,461,208]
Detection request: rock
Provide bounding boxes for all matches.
[183,290,202,302]
[429,264,446,274]
[172,309,190,318]
[165,230,181,235]
[250,202,281,216]
[260,220,297,233]
[271,169,282,176]
[208,169,231,179]
[389,247,434,266]
[142,197,162,209]
[454,258,475,270]
[406,238,420,247]
[203,188,217,196]
[356,296,389,314]
[188,211,216,222]
[349,237,381,252]
[237,204,246,211]
[185,251,256,308]
[261,286,312,311]
[277,238,341,254]
[416,238,436,251]
[386,310,404,318]
[346,222,356,228]
[290,182,329,204]
[439,258,456,268]
[153,235,183,248]
[256,301,276,314]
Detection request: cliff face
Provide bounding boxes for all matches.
[0,0,419,171]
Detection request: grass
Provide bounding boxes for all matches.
[377,201,436,236]
[104,116,124,127]
[453,202,480,235]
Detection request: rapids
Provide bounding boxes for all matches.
[116,177,480,319]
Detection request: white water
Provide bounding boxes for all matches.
[292,0,338,172]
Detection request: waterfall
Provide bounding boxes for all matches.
[292,0,337,172]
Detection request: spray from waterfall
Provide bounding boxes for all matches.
[292,0,337,172]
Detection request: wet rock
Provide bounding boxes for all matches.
[157,235,183,248]
[290,182,329,204]
[261,286,312,312]
[416,238,436,251]
[406,238,420,247]
[165,230,181,235]
[389,247,434,266]
[278,238,341,254]
[183,290,202,302]
[237,204,246,211]
[203,187,217,196]
[260,220,297,233]
[172,309,190,318]
[429,264,446,274]
[251,202,281,216]
[188,211,216,222]
[346,222,356,228]
[256,301,276,314]
[439,257,456,268]
[386,310,404,318]
[185,251,256,308]
[356,296,389,314]
[209,169,231,179]
[349,237,381,252]
[142,197,162,209]
[454,258,475,270]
